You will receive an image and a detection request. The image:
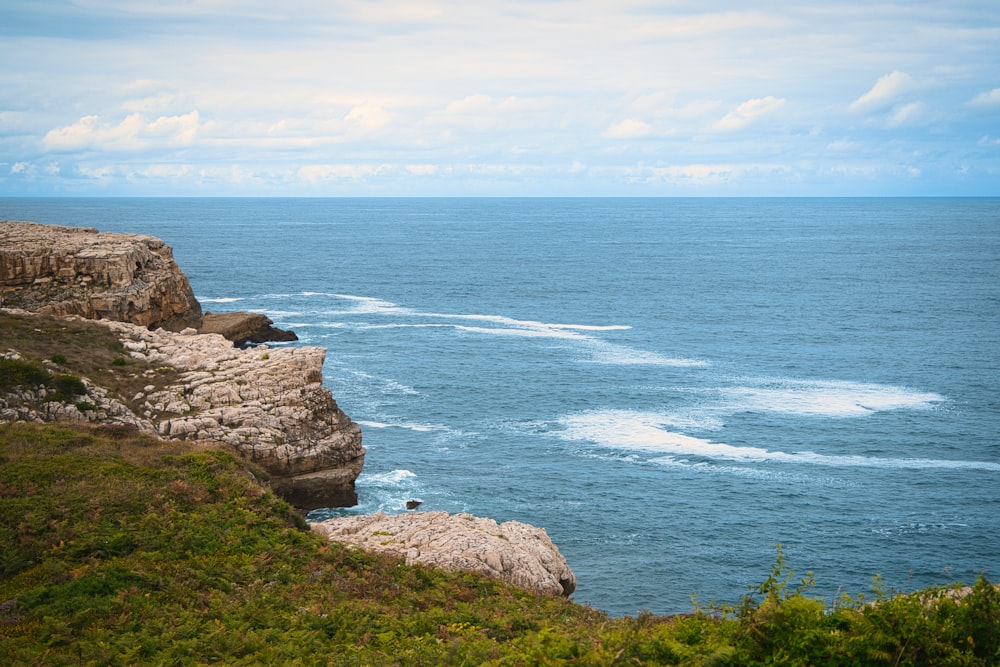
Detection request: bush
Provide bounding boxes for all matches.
[0,358,51,391]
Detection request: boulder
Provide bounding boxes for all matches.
[0,221,201,331]
[312,511,576,596]
[200,311,298,347]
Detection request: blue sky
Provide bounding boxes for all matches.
[1,1,998,196]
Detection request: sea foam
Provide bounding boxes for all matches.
[559,409,1000,471]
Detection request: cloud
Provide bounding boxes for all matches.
[298,163,396,183]
[43,111,200,151]
[714,96,785,131]
[850,70,912,112]
[405,164,439,176]
[603,118,653,139]
[968,88,1000,109]
[885,101,924,128]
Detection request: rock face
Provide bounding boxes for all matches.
[312,512,576,596]
[104,319,364,508]
[0,221,202,331]
[1,309,365,509]
[200,311,298,347]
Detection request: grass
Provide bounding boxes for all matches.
[0,311,183,415]
[0,421,997,665]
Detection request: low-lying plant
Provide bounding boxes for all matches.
[0,421,996,665]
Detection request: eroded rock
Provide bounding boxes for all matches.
[103,319,364,508]
[200,311,298,347]
[1,310,365,509]
[312,511,576,596]
[0,221,202,331]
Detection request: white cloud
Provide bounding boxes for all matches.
[2,2,999,195]
[968,88,1000,108]
[885,101,924,128]
[603,119,653,139]
[850,70,913,112]
[343,103,393,135]
[10,162,29,174]
[714,96,786,132]
[405,164,439,175]
[298,163,395,184]
[43,112,200,151]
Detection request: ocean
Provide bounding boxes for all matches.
[2,197,998,616]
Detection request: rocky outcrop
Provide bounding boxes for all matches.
[312,512,576,596]
[200,311,298,347]
[1,308,365,509]
[103,319,363,508]
[0,221,202,331]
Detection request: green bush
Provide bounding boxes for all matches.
[0,358,51,391]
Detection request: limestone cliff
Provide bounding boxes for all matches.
[312,512,577,597]
[0,310,365,509]
[0,221,202,331]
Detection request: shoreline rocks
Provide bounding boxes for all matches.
[312,511,576,597]
[1,220,577,594]
[200,311,298,347]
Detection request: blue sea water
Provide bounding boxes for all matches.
[2,197,998,616]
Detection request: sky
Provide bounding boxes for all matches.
[1,1,998,196]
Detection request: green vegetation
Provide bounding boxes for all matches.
[1,422,997,665]
[0,357,87,403]
[0,311,184,415]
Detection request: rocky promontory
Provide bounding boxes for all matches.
[1,311,365,509]
[0,221,202,331]
[1,220,362,508]
[1,219,577,594]
[312,512,576,597]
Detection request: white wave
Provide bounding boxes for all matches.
[357,419,444,433]
[454,324,583,339]
[332,294,403,314]
[585,341,709,367]
[559,410,1000,471]
[357,420,392,429]
[199,296,244,303]
[365,469,417,486]
[304,293,704,366]
[550,324,632,331]
[252,309,302,318]
[717,379,944,417]
[354,323,452,330]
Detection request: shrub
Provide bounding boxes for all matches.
[0,358,51,391]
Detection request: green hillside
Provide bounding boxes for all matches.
[1,421,997,665]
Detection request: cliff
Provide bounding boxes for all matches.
[0,220,363,508]
[0,310,365,509]
[0,220,576,595]
[0,221,202,331]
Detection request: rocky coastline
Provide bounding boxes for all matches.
[0,219,576,596]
